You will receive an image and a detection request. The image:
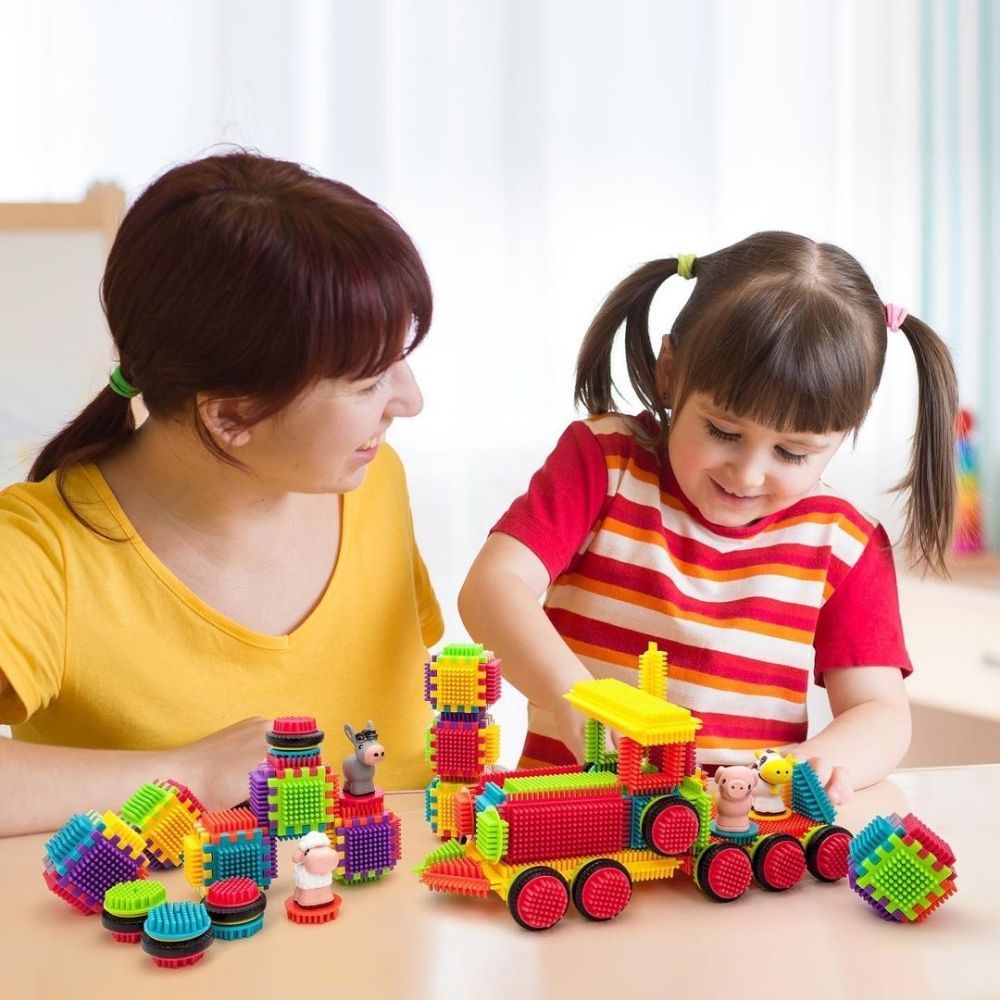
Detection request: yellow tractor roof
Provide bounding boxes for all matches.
[565,677,701,746]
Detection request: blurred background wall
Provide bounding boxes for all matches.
[1,0,996,756]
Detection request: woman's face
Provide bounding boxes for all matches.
[244,357,424,494]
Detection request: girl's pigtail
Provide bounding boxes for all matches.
[895,314,959,575]
[28,385,137,504]
[574,258,680,431]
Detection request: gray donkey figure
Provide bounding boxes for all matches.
[343,721,385,796]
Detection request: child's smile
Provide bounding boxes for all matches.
[667,393,845,528]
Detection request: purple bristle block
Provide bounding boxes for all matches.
[339,815,399,879]
[249,764,276,827]
[59,834,145,909]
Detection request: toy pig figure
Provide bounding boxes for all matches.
[343,721,385,796]
[291,831,339,906]
[714,765,759,833]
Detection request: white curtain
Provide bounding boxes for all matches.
[1,1,983,748]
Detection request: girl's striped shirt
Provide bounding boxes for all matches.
[492,414,910,770]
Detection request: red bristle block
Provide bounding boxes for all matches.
[337,788,385,819]
[200,808,258,836]
[899,813,956,866]
[272,716,319,735]
[206,877,260,908]
[502,794,630,864]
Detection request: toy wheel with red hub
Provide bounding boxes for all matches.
[641,797,700,856]
[805,825,852,882]
[752,834,806,891]
[571,859,633,921]
[507,866,570,931]
[695,843,752,902]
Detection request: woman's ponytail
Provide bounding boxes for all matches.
[895,314,959,575]
[28,384,136,487]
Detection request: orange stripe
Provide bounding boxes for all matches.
[602,518,826,584]
[561,573,813,645]
[563,635,641,670]
[605,457,686,513]
[603,460,873,545]
[764,510,870,546]
[668,663,805,703]
[565,637,802,702]
[697,734,796,750]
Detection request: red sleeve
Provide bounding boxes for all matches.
[813,524,912,684]
[490,422,609,582]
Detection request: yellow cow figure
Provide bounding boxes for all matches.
[751,748,795,816]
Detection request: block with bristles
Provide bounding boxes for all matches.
[204,877,266,940]
[790,760,837,824]
[42,811,149,914]
[428,718,500,780]
[425,643,500,713]
[267,764,337,838]
[102,879,168,943]
[120,778,204,868]
[182,808,273,893]
[334,812,401,883]
[141,901,213,968]
[848,812,957,923]
[425,778,470,839]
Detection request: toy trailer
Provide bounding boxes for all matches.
[417,642,851,930]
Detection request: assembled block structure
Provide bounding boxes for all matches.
[246,715,401,885]
[418,641,853,930]
[424,643,502,839]
[848,812,957,922]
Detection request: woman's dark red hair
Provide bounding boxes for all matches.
[30,151,432,487]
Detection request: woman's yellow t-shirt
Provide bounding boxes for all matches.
[0,445,443,790]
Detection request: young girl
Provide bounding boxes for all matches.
[460,232,957,804]
[0,152,443,835]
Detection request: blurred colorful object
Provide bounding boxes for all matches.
[954,409,984,554]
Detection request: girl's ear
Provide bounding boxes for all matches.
[196,394,253,448]
[655,334,674,405]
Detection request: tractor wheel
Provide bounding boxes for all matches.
[571,859,632,921]
[641,797,700,856]
[805,825,852,882]
[507,866,570,931]
[695,843,752,902]
[752,834,806,891]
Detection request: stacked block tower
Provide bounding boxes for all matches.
[424,643,502,839]
[246,715,401,885]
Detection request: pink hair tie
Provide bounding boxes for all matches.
[883,303,908,331]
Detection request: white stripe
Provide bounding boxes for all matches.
[548,585,816,670]
[588,529,829,606]
[613,470,871,561]
[668,679,808,725]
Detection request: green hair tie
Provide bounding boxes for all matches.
[676,253,696,280]
[108,366,139,399]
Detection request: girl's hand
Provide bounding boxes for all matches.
[784,745,854,806]
[551,698,589,764]
[173,717,272,810]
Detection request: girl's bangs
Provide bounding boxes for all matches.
[676,283,879,434]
